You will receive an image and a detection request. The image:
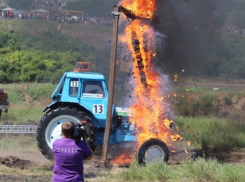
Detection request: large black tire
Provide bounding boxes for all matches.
[137,138,169,165]
[36,107,94,161]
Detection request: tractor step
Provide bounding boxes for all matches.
[0,125,37,134]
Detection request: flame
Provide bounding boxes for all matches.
[111,153,132,166]
[116,0,182,165]
[163,119,174,128]
[120,0,157,19]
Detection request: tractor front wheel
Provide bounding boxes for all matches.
[137,138,169,165]
[36,107,94,161]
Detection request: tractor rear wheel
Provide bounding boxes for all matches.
[36,107,94,161]
[137,138,169,165]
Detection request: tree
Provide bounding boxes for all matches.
[6,0,33,9]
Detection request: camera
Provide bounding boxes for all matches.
[74,121,88,142]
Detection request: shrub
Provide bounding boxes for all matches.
[176,93,219,117]
[224,95,233,105]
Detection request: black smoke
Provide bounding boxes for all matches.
[153,0,233,77]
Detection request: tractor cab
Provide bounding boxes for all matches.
[47,71,109,127]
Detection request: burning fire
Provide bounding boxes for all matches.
[110,153,132,166]
[120,0,157,19]
[112,0,182,165]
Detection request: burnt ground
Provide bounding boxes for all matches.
[0,146,245,182]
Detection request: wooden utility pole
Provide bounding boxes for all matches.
[100,6,120,167]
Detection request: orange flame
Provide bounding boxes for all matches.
[121,0,157,19]
[110,153,132,166]
[115,0,182,165]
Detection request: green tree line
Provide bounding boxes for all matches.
[0,31,95,83]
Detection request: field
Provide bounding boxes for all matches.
[1,6,245,181]
[0,83,54,124]
[0,83,245,181]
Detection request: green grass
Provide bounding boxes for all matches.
[1,83,55,104]
[0,103,43,124]
[26,83,55,101]
[0,83,54,124]
[1,84,23,104]
[108,159,245,182]
[175,117,245,149]
[176,85,211,94]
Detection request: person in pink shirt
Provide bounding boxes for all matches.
[52,121,92,182]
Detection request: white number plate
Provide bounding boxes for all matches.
[70,81,79,87]
[93,104,104,114]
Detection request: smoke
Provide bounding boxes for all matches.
[153,0,232,75]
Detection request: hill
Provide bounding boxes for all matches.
[1,0,245,82]
[0,19,112,83]
[66,0,120,17]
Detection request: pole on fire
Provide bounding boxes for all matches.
[100,5,120,167]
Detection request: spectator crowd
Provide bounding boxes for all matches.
[0,0,112,26]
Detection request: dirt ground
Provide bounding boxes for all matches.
[0,146,129,182]
[0,144,245,182]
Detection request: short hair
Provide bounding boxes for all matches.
[61,121,75,138]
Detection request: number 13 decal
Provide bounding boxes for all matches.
[93,104,104,114]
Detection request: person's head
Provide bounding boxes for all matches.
[61,121,75,139]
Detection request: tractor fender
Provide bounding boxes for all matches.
[43,101,90,112]
[43,102,56,112]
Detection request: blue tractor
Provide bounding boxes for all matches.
[36,71,169,164]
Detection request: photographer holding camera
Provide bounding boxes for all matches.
[52,121,93,182]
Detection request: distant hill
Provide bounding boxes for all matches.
[2,0,245,81]
[4,0,120,16]
[66,0,120,17]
